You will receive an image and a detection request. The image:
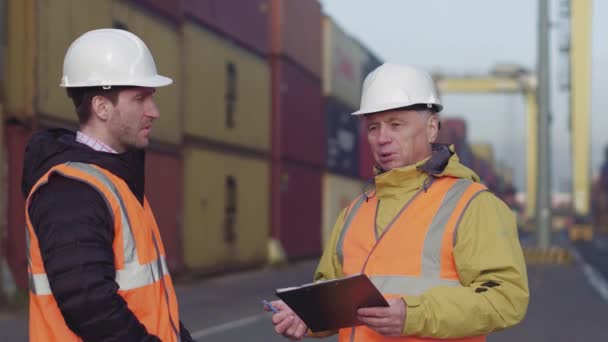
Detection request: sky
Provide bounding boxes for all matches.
[318,0,607,193]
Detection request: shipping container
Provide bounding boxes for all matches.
[182,0,214,26]
[6,0,36,120]
[185,0,270,56]
[274,161,322,258]
[145,149,183,274]
[183,22,271,152]
[471,142,494,167]
[183,147,269,272]
[270,0,322,78]
[322,173,364,248]
[272,58,324,166]
[322,16,367,109]
[131,0,183,22]
[36,0,113,124]
[360,43,383,81]
[441,118,467,141]
[359,120,375,180]
[4,124,32,291]
[112,1,183,145]
[325,97,359,177]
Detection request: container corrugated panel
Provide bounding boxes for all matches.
[359,120,375,180]
[183,147,269,272]
[322,173,364,248]
[276,161,322,258]
[273,58,324,166]
[270,0,322,78]
[182,0,214,27]
[4,124,33,291]
[6,0,36,120]
[183,22,271,151]
[325,97,359,177]
[131,0,183,22]
[37,0,112,123]
[113,1,182,145]
[322,16,367,109]
[145,150,183,274]
[212,0,270,56]
[184,0,270,56]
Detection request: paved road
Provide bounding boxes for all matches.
[2,252,607,341]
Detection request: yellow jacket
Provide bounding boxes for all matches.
[313,150,529,338]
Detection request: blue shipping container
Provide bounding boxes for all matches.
[325,97,360,177]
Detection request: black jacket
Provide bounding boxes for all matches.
[22,129,193,342]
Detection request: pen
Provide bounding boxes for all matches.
[262,299,279,313]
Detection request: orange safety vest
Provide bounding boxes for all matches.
[337,177,487,342]
[25,162,181,342]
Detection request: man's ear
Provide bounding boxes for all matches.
[427,114,439,143]
[91,95,111,121]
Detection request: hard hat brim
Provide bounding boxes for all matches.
[60,74,173,88]
[351,102,443,116]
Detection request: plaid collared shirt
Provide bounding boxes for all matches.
[75,131,118,154]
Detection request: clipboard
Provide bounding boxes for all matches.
[275,273,389,332]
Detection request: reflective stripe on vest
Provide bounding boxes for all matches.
[27,162,170,294]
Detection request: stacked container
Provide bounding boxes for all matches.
[4,125,32,291]
[358,49,383,181]
[437,117,475,169]
[269,0,324,259]
[181,0,271,271]
[320,16,371,245]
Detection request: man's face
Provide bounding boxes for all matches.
[365,109,438,171]
[107,87,159,152]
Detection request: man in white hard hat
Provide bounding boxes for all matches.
[268,63,529,341]
[22,29,194,341]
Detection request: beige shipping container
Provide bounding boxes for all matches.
[322,173,364,248]
[183,147,269,272]
[36,0,113,124]
[322,16,367,109]
[112,0,182,144]
[183,22,271,152]
[471,142,494,166]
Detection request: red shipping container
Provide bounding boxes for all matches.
[145,149,184,275]
[132,0,183,22]
[441,118,467,141]
[270,0,322,79]
[185,0,270,56]
[183,0,214,26]
[358,120,375,180]
[274,161,322,258]
[4,124,32,291]
[271,57,324,166]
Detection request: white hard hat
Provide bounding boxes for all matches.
[352,63,442,115]
[60,29,172,88]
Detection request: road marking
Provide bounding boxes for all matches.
[191,313,268,340]
[572,249,608,303]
